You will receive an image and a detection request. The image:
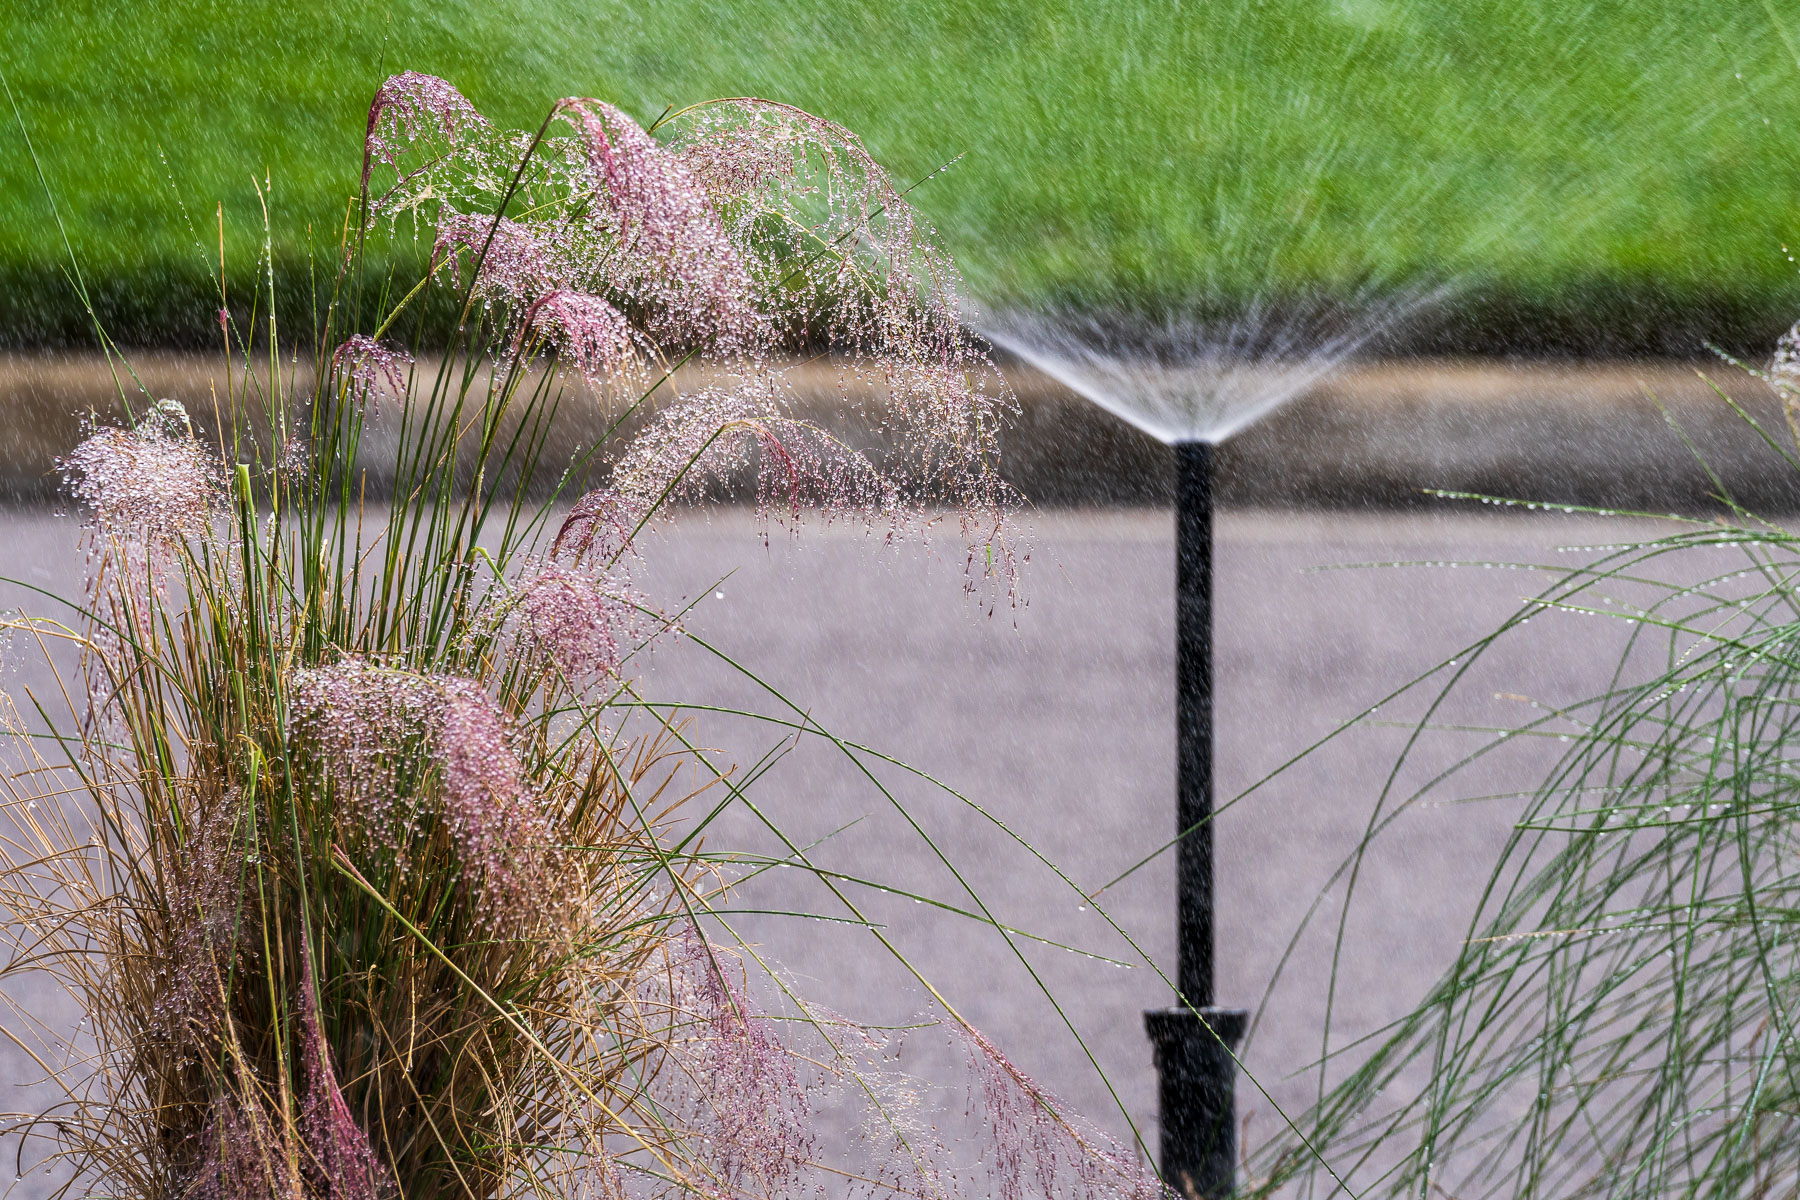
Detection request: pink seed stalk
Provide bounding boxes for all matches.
[959,1023,1169,1200]
[298,952,392,1200]
[434,210,556,308]
[355,71,1022,591]
[556,98,758,348]
[62,405,223,551]
[187,1093,293,1200]
[434,677,550,907]
[664,934,816,1192]
[510,556,642,680]
[329,336,413,413]
[363,72,489,189]
[601,383,887,524]
[522,290,639,385]
[552,489,651,563]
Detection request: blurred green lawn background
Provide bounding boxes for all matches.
[6,0,1800,352]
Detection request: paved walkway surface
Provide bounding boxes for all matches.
[632,509,1677,1168]
[0,506,1739,1190]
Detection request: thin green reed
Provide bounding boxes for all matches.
[1249,479,1800,1197]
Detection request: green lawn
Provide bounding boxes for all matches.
[7,0,1800,351]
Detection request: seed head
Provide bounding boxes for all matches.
[510,557,642,681]
[62,404,223,550]
[958,1022,1169,1200]
[298,955,392,1200]
[666,98,956,348]
[153,793,262,1050]
[364,72,489,188]
[329,336,412,413]
[434,211,555,308]
[290,661,436,844]
[604,382,887,523]
[434,677,550,907]
[661,935,816,1193]
[289,662,552,917]
[556,98,757,349]
[552,489,651,563]
[187,1094,291,1200]
[677,111,804,200]
[523,290,639,385]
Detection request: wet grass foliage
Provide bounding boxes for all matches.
[9,1,1800,350]
[1248,354,1800,1195]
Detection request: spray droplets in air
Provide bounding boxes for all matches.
[981,296,1434,446]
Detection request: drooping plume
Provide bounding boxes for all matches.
[957,1023,1169,1200]
[659,935,817,1194]
[356,75,1023,594]
[523,290,639,384]
[601,381,888,522]
[62,402,223,551]
[434,677,550,907]
[552,489,651,563]
[510,556,642,681]
[363,72,489,188]
[434,211,556,308]
[556,98,758,349]
[298,954,392,1200]
[186,1093,295,1200]
[330,336,413,413]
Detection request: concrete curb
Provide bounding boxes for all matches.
[0,353,1791,510]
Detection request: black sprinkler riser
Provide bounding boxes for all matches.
[1148,441,1249,1200]
[1175,440,1215,1010]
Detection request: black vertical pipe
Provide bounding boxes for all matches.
[1175,440,1215,1009]
[1145,440,1247,1200]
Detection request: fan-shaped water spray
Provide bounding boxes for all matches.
[981,295,1433,446]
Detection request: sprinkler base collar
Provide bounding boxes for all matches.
[1145,1006,1249,1200]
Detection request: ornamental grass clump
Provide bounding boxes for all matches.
[1245,326,1800,1197]
[0,74,1162,1200]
